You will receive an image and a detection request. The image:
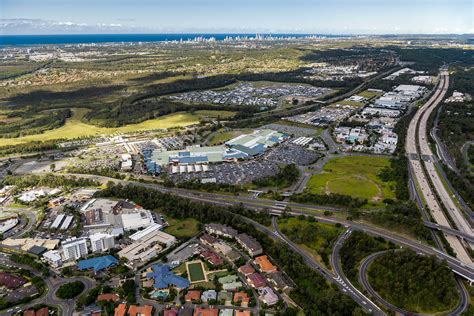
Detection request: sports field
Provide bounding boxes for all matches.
[306,156,395,204]
[186,261,207,283]
[0,108,234,146]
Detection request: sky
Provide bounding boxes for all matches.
[0,0,473,35]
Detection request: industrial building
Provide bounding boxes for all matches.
[120,209,155,231]
[81,198,155,231]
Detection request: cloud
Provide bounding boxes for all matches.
[0,18,151,35]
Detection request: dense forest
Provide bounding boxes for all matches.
[391,47,474,72]
[290,192,367,209]
[366,201,433,241]
[96,183,363,315]
[2,174,100,189]
[339,231,391,283]
[368,249,458,313]
[0,140,59,156]
[0,109,71,138]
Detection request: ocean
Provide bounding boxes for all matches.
[0,33,337,46]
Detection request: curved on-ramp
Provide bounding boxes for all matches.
[358,249,469,316]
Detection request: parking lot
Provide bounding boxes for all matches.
[265,144,321,166]
[169,159,280,185]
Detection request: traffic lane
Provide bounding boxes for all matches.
[271,217,383,315]
[358,250,413,315]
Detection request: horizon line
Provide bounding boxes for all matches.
[1,32,473,37]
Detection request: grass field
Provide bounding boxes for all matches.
[187,262,206,283]
[358,90,384,99]
[278,217,343,268]
[306,156,395,204]
[164,217,200,239]
[0,108,234,146]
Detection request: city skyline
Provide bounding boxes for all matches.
[1,0,473,35]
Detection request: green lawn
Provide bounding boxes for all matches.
[306,156,395,205]
[0,108,234,146]
[164,217,200,239]
[187,262,206,283]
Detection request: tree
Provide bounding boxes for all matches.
[56,281,85,299]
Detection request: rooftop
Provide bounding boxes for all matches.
[77,255,119,272]
[146,264,190,289]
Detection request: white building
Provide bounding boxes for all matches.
[118,229,176,264]
[381,132,398,145]
[61,237,88,261]
[121,154,133,171]
[120,210,154,231]
[43,250,63,268]
[129,223,163,241]
[89,232,115,253]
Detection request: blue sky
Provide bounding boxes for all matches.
[1,0,473,35]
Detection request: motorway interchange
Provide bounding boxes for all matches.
[38,170,473,315]
[1,69,473,315]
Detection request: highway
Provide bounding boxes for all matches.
[269,217,383,315]
[415,70,473,243]
[330,228,384,315]
[424,220,474,243]
[405,70,473,264]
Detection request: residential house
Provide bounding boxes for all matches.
[254,255,277,273]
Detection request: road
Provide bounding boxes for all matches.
[358,249,469,316]
[0,207,37,238]
[415,70,473,243]
[424,220,474,243]
[405,70,473,264]
[271,217,384,315]
[330,228,384,315]
[57,172,474,281]
[358,250,414,315]
[0,254,95,316]
[431,106,457,171]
